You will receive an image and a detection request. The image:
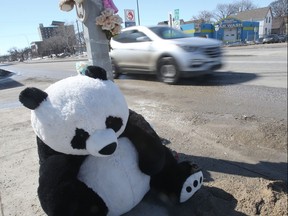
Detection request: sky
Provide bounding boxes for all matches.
[0,0,273,55]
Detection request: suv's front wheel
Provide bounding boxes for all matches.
[157,57,180,84]
[111,60,120,79]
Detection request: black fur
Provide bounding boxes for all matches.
[121,109,166,176]
[105,116,123,132]
[37,153,108,216]
[85,66,107,80]
[19,87,48,110]
[36,109,199,214]
[71,128,90,150]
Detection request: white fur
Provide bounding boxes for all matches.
[31,75,129,155]
[86,128,118,157]
[78,137,150,216]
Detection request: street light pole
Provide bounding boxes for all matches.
[76,19,83,54]
[136,0,140,25]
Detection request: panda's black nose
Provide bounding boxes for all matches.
[98,142,117,155]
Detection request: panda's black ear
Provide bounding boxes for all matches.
[19,87,48,110]
[84,66,107,80]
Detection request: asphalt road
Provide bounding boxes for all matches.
[0,43,287,216]
[1,43,286,118]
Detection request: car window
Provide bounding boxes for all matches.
[113,30,150,43]
[149,26,189,39]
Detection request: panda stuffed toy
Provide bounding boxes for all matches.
[19,66,203,216]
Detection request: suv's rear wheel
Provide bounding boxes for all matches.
[157,57,180,84]
[111,60,120,79]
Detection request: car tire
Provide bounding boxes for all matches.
[157,57,180,84]
[111,60,120,79]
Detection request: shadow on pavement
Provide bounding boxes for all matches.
[0,77,23,90]
[118,74,158,82]
[178,153,287,184]
[125,148,287,216]
[125,183,246,216]
[126,146,287,216]
[0,69,23,90]
[116,71,258,86]
[178,71,258,86]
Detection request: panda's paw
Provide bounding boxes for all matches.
[179,164,203,203]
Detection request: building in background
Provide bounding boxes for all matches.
[32,21,77,57]
[180,18,259,43]
[30,41,44,57]
[180,21,195,36]
[214,18,259,42]
[271,16,287,35]
[158,9,260,43]
[231,7,272,38]
[38,21,66,40]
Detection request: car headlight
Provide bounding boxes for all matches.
[177,45,198,52]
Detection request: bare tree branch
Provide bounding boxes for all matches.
[191,10,214,23]
[213,3,239,22]
[270,0,288,17]
[234,0,257,12]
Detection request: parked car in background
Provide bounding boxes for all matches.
[263,34,280,44]
[110,25,223,84]
[255,37,264,44]
[278,35,287,42]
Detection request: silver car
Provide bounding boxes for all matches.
[110,25,223,84]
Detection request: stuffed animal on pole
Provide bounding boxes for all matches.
[19,66,203,215]
[59,0,84,11]
[59,0,118,13]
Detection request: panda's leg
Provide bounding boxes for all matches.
[150,147,203,204]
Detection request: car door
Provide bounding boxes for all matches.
[111,30,153,72]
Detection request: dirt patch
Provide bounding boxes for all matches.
[207,177,287,216]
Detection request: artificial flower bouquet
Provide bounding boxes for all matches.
[96,8,123,50]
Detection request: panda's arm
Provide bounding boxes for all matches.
[122,109,166,176]
[37,136,62,166]
[38,155,108,216]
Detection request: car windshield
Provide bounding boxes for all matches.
[148,26,189,39]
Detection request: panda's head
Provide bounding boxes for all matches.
[19,66,129,157]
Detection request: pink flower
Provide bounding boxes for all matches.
[95,7,122,50]
[102,0,118,13]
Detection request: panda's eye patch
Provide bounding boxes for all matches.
[106,116,123,132]
[71,128,90,149]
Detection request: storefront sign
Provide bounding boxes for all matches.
[220,23,243,28]
[219,18,243,28]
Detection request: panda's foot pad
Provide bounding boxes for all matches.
[180,168,203,203]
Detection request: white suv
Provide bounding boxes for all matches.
[110,25,223,84]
